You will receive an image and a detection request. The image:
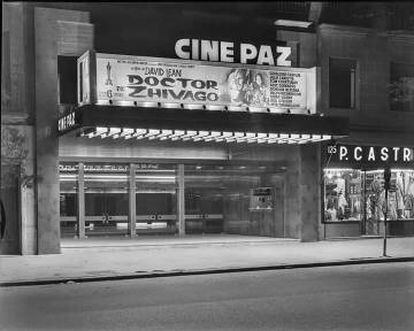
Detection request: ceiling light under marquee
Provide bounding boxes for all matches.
[82,127,332,145]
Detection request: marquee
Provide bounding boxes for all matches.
[77,50,318,114]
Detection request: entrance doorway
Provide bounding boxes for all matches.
[60,162,287,238]
[184,164,285,237]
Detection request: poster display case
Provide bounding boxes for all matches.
[323,169,414,227]
[77,50,318,114]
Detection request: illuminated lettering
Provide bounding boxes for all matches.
[145,76,159,86]
[393,147,400,161]
[330,144,414,167]
[127,85,146,97]
[174,39,291,66]
[368,147,375,161]
[175,39,190,59]
[339,146,348,160]
[257,45,275,66]
[126,74,220,102]
[220,42,234,62]
[354,146,362,161]
[144,67,165,76]
[380,147,389,161]
[58,112,75,132]
[276,46,292,66]
[191,80,206,89]
[182,90,195,101]
[240,43,257,63]
[160,78,175,87]
[191,39,199,60]
[207,93,218,101]
[128,75,143,85]
[148,88,162,98]
[194,91,206,101]
[175,78,191,88]
[403,148,411,162]
[168,89,186,99]
[200,40,219,61]
[206,80,218,90]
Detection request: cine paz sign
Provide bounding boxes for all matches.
[174,39,292,66]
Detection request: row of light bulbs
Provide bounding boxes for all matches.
[80,127,332,145]
[96,99,315,115]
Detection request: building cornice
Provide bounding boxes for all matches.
[318,23,374,37]
[384,30,414,44]
[318,24,414,43]
[1,113,33,125]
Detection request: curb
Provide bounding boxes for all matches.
[61,239,298,250]
[1,256,413,287]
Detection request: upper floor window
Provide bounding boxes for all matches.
[58,56,77,105]
[329,58,357,109]
[1,31,11,110]
[390,62,414,112]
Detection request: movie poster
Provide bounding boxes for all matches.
[95,56,308,110]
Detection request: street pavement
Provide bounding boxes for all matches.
[0,235,413,286]
[0,263,413,330]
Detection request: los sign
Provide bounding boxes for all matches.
[175,39,292,66]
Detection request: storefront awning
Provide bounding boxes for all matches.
[58,105,349,145]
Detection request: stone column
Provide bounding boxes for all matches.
[34,7,93,253]
[76,162,85,239]
[299,144,321,242]
[176,164,185,235]
[285,147,301,239]
[128,163,137,237]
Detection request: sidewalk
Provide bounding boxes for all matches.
[0,235,413,286]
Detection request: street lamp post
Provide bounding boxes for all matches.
[383,167,391,257]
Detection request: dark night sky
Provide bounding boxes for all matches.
[31,1,414,57]
[32,1,307,57]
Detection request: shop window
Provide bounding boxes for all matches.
[394,170,414,219]
[323,169,414,223]
[324,169,362,222]
[390,62,414,112]
[329,58,356,109]
[366,170,414,221]
[58,56,77,105]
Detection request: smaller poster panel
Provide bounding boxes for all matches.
[250,187,274,211]
[77,51,91,105]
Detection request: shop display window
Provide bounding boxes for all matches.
[324,169,362,222]
[366,170,414,221]
[323,169,414,223]
[394,170,414,219]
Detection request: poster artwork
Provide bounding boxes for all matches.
[96,57,307,109]
[250,187,274,211]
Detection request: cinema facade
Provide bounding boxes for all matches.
[1,4,414,254]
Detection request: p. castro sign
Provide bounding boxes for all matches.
[324,143,414,169]
[77,50,318,113]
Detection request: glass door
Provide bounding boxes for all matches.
[84,171,129,236]
[60,164,78,237]
[135,166,177,235]
[184,164,284,237]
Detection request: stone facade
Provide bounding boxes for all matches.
[2,3,413,254]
